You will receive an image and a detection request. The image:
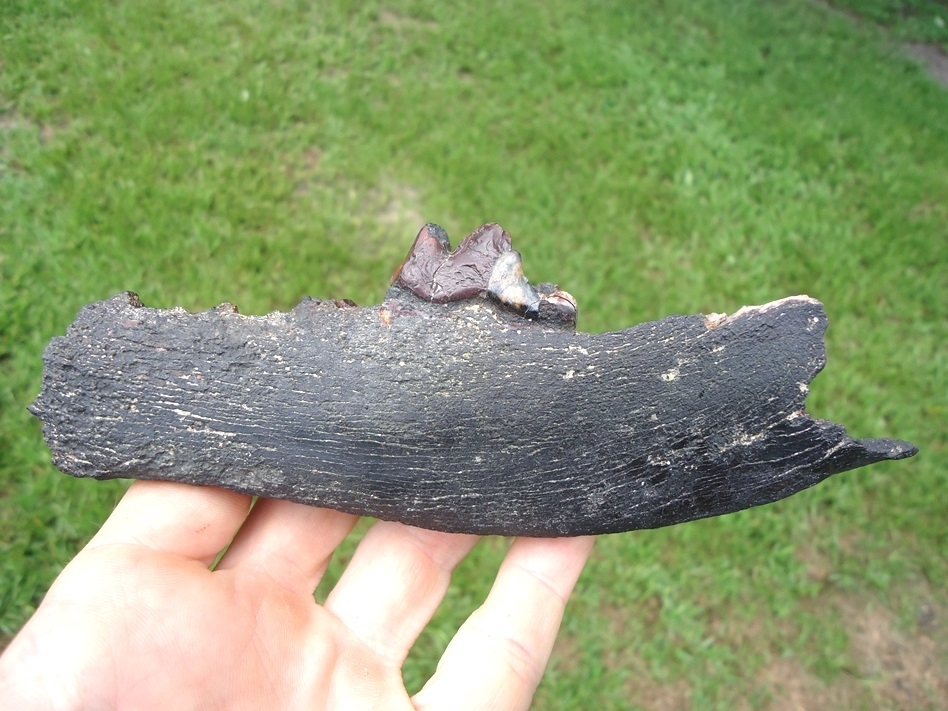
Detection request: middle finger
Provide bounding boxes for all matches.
[215,498,358,593]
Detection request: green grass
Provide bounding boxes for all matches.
[2,0,946,708]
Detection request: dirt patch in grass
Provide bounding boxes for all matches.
[0,108,57,143]
[546,626,694,709]
[814,0,948,88]
[758,656,864,711]
[286,143,426,234]
[842,596,948,710]
[595,601,695,709]
[376,183,426,234]
[904,42,948,87]
[796,541,832,585]
[584,584,947,710]
[376,9,438,32]
[285,143,428,260]
[754,590,948,711]
[627,674,693,711]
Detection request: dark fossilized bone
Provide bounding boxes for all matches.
[31,223,917,536]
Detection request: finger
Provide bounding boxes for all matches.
[214,498,358,593]
[412,536,594,711]
[324,521,479,666]
[87,481,252,566]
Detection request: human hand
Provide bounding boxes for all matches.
[0,481,593,710]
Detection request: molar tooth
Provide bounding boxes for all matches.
[487,250,540,315]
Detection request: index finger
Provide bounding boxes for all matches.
[86,480,252,566]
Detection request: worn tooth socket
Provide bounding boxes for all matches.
[537,289,578,326]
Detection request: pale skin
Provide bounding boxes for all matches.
[0,480,594,710]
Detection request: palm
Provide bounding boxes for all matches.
[0,482,593,710]
[40,546,404,710]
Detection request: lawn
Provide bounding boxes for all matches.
[1,0,946,708]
